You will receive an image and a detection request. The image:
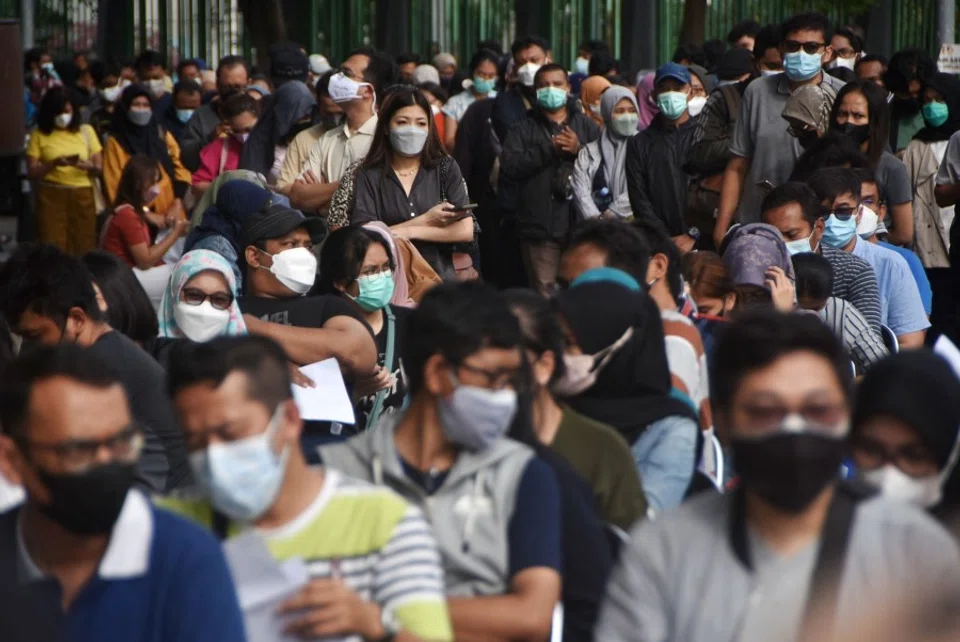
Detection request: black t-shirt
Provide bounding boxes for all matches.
[88,331,189,491]
[238,294,367,329]
[354,305,410,432]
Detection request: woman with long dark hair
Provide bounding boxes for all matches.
[239,80,315,185]
[350,86,474,277]
[25,86,103,255]
[830,80,914,245]
[81,250,160,346]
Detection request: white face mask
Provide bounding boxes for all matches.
[173,301,231,342]
[517,62,542,88]
[862,465,943,507]
[263,247,317,295]
[328,72,372,104]
[687,96,707,117]
[828,56,857,71]
[857,204,880,239]
[100,80,129,104]
[145,78,166,98]
[760,69,781,77]
[54,112,73,129]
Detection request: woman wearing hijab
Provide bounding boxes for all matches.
[903,73,960,270]
[102,84,192,230]
[157,249,247,342]
[572,86,639,221]
[851,349,960,523]
[239,80,316,185]
[183,180,273,287]
[782,84,835,151]
[635,72,659,131]
[579,75,611,127]
[554,271,700,513]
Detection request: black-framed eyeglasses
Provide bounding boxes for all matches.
[820,206,857,221]
[456,361,527,392]
[783,40,826,55]
[181,287,234,310]
[21,424,145,473]
[850,434,938,478]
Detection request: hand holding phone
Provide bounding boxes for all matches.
[442,203,479,222]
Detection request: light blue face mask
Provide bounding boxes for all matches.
[437,377,518,452]
[536,86,568,111]
[783,51,823,82]
[176,108,195,124]
[350,270,395,312]
[656,91,689,120]
[821,214,857,248]
[786,236,816,255]
[188,406,290,521]
[472,76,496,95]
[574,57,590,76]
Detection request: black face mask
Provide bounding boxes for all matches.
[35,461,136,535]
[840,122,871,146]
[732,432,844,513]
[797,129,821,150]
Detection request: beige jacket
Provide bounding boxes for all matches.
[903,139,950,267]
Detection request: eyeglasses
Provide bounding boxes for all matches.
[820,207,857,221]
[783,40,826,55]
[787,124,816,138]
[834,47,858,58]
[21,425,145,473]
[738,402,847,433]
[457,361,527,392]
[181,287,234,310]
[850,434,938,478]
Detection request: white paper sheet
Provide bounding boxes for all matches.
[223,532,310,642]
[934,335,960,379]
[291,358,356,425]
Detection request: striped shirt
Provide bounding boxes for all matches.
[821,297,889,374]
[820,244,883,332]
[661,310,712,431]
[159,470,453,642]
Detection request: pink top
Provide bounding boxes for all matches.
[193,136,242,184]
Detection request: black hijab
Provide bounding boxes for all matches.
[555,281,698,443]
[109,84,178,188]
[914,73,960,143]
[240,80,316,177]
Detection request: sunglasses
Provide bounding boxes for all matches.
[783,40,826,55]
[820,206,857,221]
[181,287,234,310]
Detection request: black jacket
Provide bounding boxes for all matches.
[500,110,600,243]
[626,116,698,237]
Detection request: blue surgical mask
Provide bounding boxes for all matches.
[536,86,568,111]
[350,270,395,312]
[574,57,590,76]
[472,76,496,95]
[786,236,815,255]
[188,406,290,521]
[821,214,857,248]
[437,379,518,452]
[656,91,688,120]
[176,108,195,124]
[783,51,823,82]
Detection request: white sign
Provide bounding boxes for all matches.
[938,44,960,74]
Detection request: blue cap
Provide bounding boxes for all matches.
[655,62,691,86]
[570,267,641,292]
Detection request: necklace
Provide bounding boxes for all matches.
[392,165,419,178]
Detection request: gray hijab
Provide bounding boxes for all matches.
[599,86,639,200]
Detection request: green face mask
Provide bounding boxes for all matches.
[656,91,688,120]
[473,76,496,95]
[536,86,568,111]
[922,101,949,128]
[350,270,395,312]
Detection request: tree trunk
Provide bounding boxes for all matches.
[237,0,287,71]
[680,0,707,46]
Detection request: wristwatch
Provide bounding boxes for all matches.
[375,609,400,642]
[687,226,701,241]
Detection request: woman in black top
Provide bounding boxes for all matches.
[318,225,410,432]
[350,86,474,277]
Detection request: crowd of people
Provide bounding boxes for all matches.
[6,11,960,641]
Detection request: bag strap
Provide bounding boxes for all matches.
[365,305,396,431]
[718,84,740,124]
[438,156,449,202]
[212,509,231,541]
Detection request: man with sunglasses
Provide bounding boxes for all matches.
[596,311,960,641]
[320,282,563,642]
[807,167,929,349]
[715,12,846,249]
[0,244,186,492]
[0,345,245,642]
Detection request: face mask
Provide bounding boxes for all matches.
[840,122,871,146]
[856,204,879,238]
[264,247,317,295]
[786,236,816,255]
[145,78,166,98]
[862,465,942,508]
[54,112,72,129]
[610,113,639,137]
[783,51,823,82]
[656,91,688,120]
[821,213,858,248]
[574,57,590,76]
[760,69,781,77]
[473,76,496,95]
[732,429,845,513]
[796,128,820,150]
[189,406,290,521]
[35,462,136,535]
[234,132,250,144]
[517,62,542,88]
[536,86,567,111]
[828,56,857,71]
[176,108,195,124]
[350,270,395,312]
[389,126,429,156]
[687,96,707,117]
[589,103,602,116]
[127,108,153,127]
[922,101,950,128]
[553,327,633,397]
[328,72,371,103]
[174,300,231,342]
[100,84,124,103]
[145,183,161,203]
[437,380,518,452]
[41,61,55,73]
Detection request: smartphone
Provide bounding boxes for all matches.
[444,203,479,222]
[757,180,776,191]
[451,203,479,211]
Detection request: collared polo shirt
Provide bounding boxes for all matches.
[851,237,930,336]
[302,113,378,183]
[730,72,846,223]
[6,490,245,642]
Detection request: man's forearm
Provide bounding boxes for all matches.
[243,316,377,376]
[448,596,553,642]
[935,182,960,208]
[289,181,339,212]
[715,155,749,244]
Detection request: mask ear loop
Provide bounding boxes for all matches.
[588,326,634,374]
[937,425,960,485]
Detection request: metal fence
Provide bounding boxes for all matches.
[132,0,246,67]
